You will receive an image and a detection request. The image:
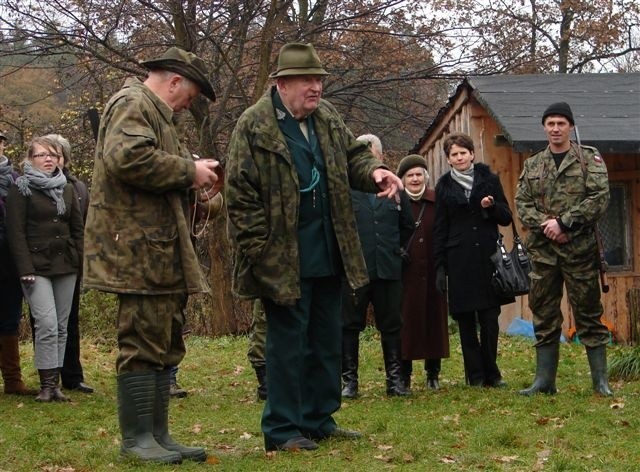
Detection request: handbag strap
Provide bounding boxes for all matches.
[405,201,426,250]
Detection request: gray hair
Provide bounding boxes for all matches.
[356,134,383,159]
[43,133,71,166]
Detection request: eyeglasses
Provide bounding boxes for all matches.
[32,153,60,160]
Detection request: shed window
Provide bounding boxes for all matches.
[599,182,632,271]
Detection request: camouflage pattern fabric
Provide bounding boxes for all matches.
[247,299,266,367]
[516,143,609,346]
[83,78,208,295]
[225,86,382,306]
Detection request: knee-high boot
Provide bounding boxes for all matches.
[341,330,359,398]
[381,335,410,396]
[586,345,613,396]
[154,369,207,462]
[0,334,37,395]
[117,371,182,463]
[519,343,559,396]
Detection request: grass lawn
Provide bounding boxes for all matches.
[1,327,638,471]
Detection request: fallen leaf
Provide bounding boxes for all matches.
[374,454,391,462]
[191,423,202,434]
[239,432,252,439]
[440,455,456,463]
[403,453,415,463]
[96,427,107,438]
[206,455,221,464]
[610,401,624,409]
[377,444,393,451]
[496,455,519,463]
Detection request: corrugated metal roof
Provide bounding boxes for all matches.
[414,73,640,154]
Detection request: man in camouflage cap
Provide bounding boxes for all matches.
[83,46,219,464]
[516,101,613,397]
[226,42,403,452]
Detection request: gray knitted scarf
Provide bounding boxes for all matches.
[0,156,15,200]
[450,164,475,199]
[16,161,67,215]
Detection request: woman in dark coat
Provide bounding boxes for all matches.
[433,133,512,387]
[6,135,84,402]
[397,154,450,390]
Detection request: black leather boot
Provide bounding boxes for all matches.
[154,369,207,462]
[254,364,267,401]
[117,371,182,464]
[341,330,359,398]
[586,345,613,396]
[35,368,58,402]
[401,360,412,391]
[425,358,441,390]
[519,343,559,396]
[381,336,410,396]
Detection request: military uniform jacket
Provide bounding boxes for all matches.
[351,190,414,281]
[6,184,84,278]
[83,78,208,295]
[515,144,609,265]
[226,87,382,306]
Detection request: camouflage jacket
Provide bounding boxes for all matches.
[226,87,382,305]
[515,143,609,265]
[83,78,208,295]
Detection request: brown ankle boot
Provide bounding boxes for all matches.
[0,334,38,395]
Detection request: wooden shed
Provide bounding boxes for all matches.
[411,73,640,344]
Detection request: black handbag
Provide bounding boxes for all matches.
[490,221,531,298]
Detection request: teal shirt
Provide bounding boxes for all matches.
[273,91,340,277]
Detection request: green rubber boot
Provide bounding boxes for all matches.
[519,343,559,396]
[117,371,182,464]
[154,369,207,462]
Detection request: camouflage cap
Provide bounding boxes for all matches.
[141,47,216,101]
[269,43,329,78]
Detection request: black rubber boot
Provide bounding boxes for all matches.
[586,345,613,396]
[381,336,410,396]
[117,371,182,464]
[254,365,267,401]
[341,330,359,398]
[154,369,207,462]
[519,343,559,396]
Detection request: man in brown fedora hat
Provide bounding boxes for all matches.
[226,42,404,452]
[83,46,219,464]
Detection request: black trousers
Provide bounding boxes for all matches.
[456,307,501,385]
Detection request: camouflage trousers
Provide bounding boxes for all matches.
[116,293,186,373]
[529,257,609,348]
[247,298,267,368]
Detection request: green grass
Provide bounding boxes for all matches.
[1,328,639,471]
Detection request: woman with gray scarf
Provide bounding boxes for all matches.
[433,133,512,387]
[6,136,84,402]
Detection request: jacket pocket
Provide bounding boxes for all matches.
[29,243,51,271]
[141,225,182,288]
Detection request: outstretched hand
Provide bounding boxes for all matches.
[372,168,404,199]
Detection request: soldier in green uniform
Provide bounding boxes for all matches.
[83,47,219,463]
[226,42,404,452]
[515,102,612,396]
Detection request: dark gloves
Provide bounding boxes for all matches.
[435,266,447,294]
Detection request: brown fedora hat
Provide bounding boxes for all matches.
[269,43,329,78]
[141,47,216,101]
